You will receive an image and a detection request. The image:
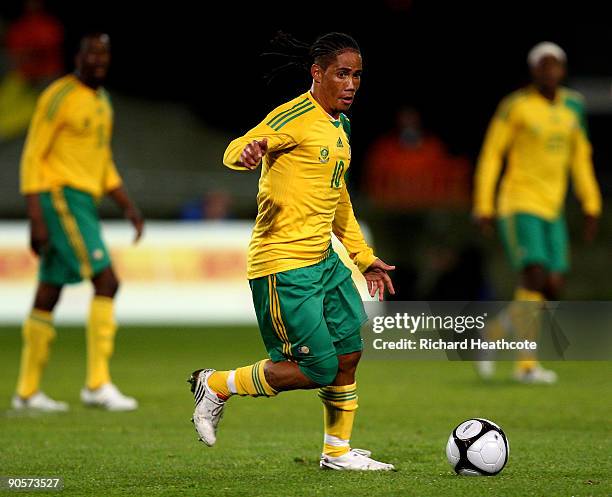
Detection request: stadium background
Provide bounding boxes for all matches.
[0,3,610,496]
[0,0,610,314]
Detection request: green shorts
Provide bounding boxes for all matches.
[249,250,367,385]
[498,213,569,273]
[39,187,111,285]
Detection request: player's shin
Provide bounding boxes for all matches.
[319,383,358,457]
[512,287,545,371]
[16,310,56,398]
[208,360,277,400]
[86,296,116,390]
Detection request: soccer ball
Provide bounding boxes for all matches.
[446,418,509,476]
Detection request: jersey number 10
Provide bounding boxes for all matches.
[331,160,345,189]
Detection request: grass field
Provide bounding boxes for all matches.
[0,326,610,497]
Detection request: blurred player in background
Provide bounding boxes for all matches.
[189,32,396,470]
[13,33,144,411]
[473,42,601,383]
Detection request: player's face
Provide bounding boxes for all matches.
[531,55,565,90]
[77,34,111,86]
[318,50,362,116]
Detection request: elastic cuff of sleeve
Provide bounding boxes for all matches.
[583,208,601,217]
[354,252,377,273]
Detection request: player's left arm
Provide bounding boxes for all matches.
[570,110,602,242]
[333,184,395,300]
[105,157,144,243]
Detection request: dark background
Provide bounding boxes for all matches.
[2,0,611,179]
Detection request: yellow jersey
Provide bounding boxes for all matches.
[474,86,601,220]
[20,74,122,198]
[223,91,376,279]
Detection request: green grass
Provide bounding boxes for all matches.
[0,326,610,497]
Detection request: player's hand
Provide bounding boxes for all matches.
[29,216,49,256]
[125,207,144,244]
[583,214,598,243]
[474,215,495,237]
[239,139,268,170]
[364,258,396,301]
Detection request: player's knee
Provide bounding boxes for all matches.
[301,355,339,386]
[33,285,62,312]
[521,264,547,292]
[337,351,362,375]
[94,270,120,297]
[108,276,120,297]
[545,274,565,300]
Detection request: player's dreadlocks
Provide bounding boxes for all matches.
[262,31,360,84]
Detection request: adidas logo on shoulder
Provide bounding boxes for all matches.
[337,137,343,148]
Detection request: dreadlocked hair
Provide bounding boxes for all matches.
[262,31,360,84]
[311,32,360,69]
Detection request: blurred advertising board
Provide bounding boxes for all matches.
[0,221,372,324]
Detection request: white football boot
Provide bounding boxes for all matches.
[320,448,395,471]
[513,364,558,384]
[11,391,69,412]
[188,369,226,446]
[80,383,138,411]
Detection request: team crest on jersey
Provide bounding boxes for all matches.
[319,146,330,163]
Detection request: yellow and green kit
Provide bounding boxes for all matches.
[20,74,121,284]
[224,91,373,383]
[474,86,601,272]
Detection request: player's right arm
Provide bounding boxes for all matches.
[569,103,602,242]
[223,115,298,171]
[333,184,396,300]
[473,95,519,234]
[20,88,65,254]
[25,194,48,255]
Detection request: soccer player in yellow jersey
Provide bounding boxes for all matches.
[473,42,601,383]
[13,33,144,411]
[188,33,396,470]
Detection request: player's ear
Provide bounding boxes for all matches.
[311,64,322,84]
